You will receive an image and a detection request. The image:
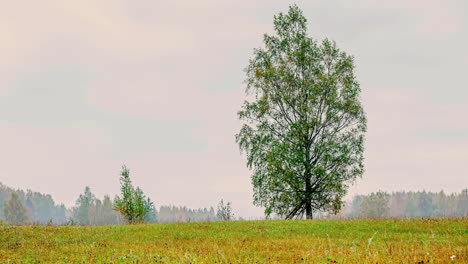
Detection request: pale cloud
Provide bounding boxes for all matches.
[0,1,196,73]
[85,70,245,123]
[400,0,463,38]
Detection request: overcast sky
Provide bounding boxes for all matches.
[1,0,467,218]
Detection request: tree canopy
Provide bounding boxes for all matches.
[236,5,367,219]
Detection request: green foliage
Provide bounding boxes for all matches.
[133,187,147,221]
[3,192,29,225]
[236,5,366,219]
[114,165,149,224]
[216,199,234,221]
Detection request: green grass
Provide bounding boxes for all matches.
[0,219,466,263]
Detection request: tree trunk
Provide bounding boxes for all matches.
[305,176,313,220]
[304,144,314,220]
[305,200,313,219]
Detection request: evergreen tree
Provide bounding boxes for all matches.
[24,194,35,220]
[456,189,468,217]
[114,165,149,224]
[100,195,120,225]
[144,197,158,223]
[134,187,148,222]
[73,186,95,225]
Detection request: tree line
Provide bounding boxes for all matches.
[0,182,67,225]
[1,166,234,225]
[2,176,465,225]
[328,189,468,219]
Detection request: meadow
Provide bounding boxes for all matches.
[0,219,466,263]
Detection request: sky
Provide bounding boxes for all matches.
[0,0,467,218]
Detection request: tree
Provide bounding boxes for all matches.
[114,165,134,223]
[100,195,120,225]
[456,189,468,217]
[24,194,35,220]
[72,186,95,225]
[144,197,158,223]
[216,199,234,221]
[349,195,364,218]
[418,191,434,217]
[236,5,366,219]
[133,187,148,221]
[3,192,29,225]
[433,191,448,216]
[358,191,390,219]
[404,193,418,218]
[114,165,149,224]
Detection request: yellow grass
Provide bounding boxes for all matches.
[0,218,466,263]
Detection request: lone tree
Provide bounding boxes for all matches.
[236,5,366,219]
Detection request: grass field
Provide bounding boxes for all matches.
[0,219,466,263]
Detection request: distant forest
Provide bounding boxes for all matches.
[0,182,466,225]
[0,182,218,225]
[328,189,468,219]
[0,183,67,224]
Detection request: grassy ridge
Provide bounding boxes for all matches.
[0,219,466,263]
